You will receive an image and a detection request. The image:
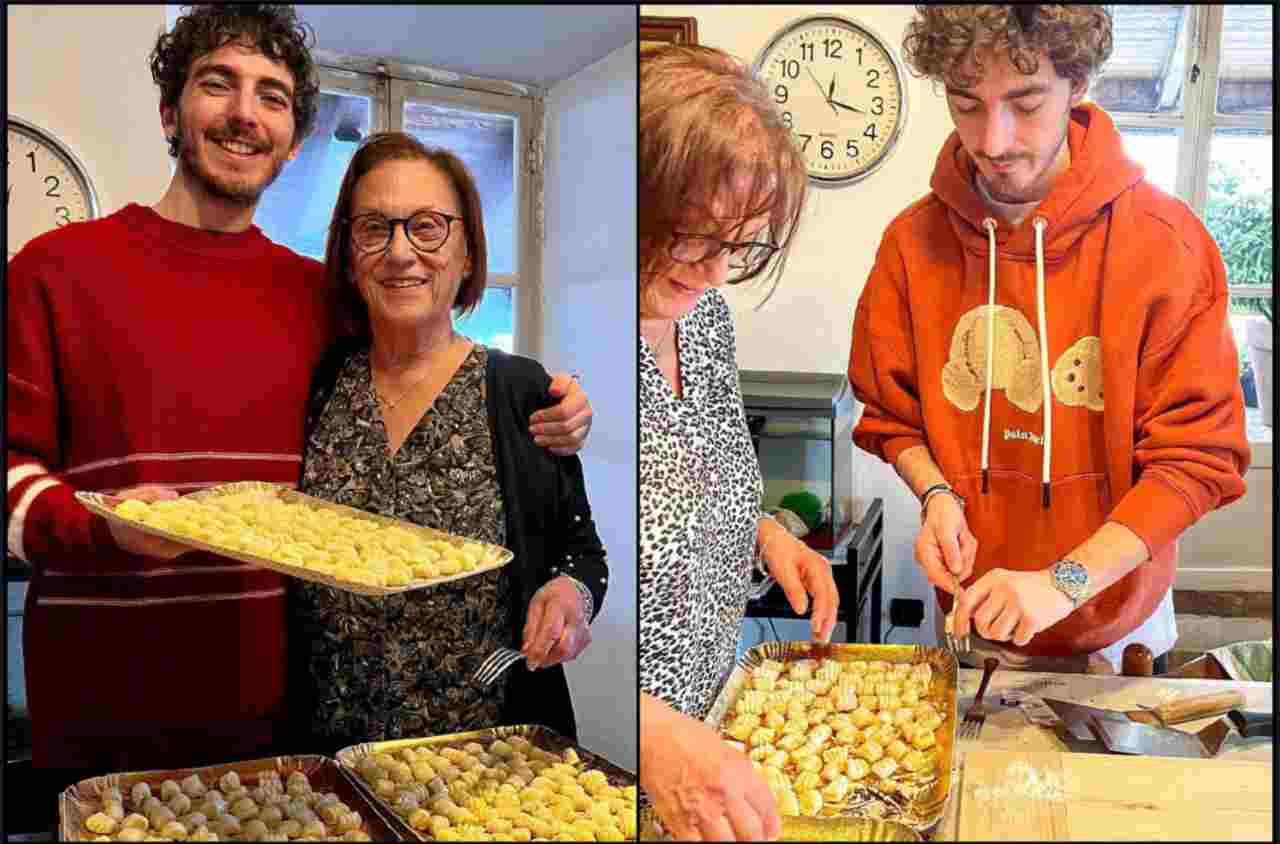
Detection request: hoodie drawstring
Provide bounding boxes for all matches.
[980,218,998,495]
[978,216,1053,508]
[1033,216,1051,508]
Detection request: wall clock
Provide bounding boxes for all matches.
[8,116,101,259]
[754,15,909,188]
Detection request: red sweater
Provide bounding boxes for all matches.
[7,203,331,770]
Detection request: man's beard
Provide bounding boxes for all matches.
[980,118,1070,205]
[173,113,289,206]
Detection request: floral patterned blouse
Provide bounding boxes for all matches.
[294,344,520,744]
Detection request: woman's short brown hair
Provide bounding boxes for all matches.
[324,132,488,338]
[640,44,808,304]
[902,4,1113,90]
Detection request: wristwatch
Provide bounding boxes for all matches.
[1050,559,1090,608]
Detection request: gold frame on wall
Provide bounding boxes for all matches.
[640,15,698,52]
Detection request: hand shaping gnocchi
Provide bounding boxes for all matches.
[719,656,944,819]
[353,735,637,842]
[79,768,373,842]
[113,491,496,589]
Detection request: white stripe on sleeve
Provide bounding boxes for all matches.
[7,476,62,562]
[7,463,47,493]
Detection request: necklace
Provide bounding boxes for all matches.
[373,336,454,411]
[648,320,675,357]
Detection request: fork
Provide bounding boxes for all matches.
[959,656,1000,740]
[473,647,525,687]
[943,579,970,655]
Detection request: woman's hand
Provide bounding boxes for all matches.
[106,485,191,559]
[641,693,780,841]
[760,521,839,643]
[529,373,593,456]
[951,567,1074,647]
[521,576,592,669]
[915,493,977,594]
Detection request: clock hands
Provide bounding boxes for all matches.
[806,67,838,116]
[804,68,867,116]
[830,99,865,114]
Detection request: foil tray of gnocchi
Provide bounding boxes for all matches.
[707,642,958,835]
[76,481,514,596]
[59,754,403,841]
[335,724,638,842]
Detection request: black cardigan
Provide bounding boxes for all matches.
[290,337,608,744]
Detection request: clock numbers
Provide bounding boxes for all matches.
[45,175,61,198]
[27,150,37,172]
[757,17,905,184]
[55,206,71,226]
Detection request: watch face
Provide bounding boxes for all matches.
[755,15,908,187]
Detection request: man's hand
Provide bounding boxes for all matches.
[951,567,1074,647]
[642,695,781,841]
[762,528,839,644]
[915,493,977,593]
[106,485,190,559]
[521,576,591,669]
[529,372,592,456]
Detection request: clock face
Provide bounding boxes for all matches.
[756,16,908,187]
[7,119,99,259]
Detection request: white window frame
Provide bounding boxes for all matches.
[390,78,538,358]
[313,53,542,358]
[1103,5,1273,305]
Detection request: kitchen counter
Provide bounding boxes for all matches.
[930,668,1273,840]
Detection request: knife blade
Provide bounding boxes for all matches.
[1084,713,1228,759]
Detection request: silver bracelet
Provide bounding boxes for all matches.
[920,484,965,522]
[563,575,595,622]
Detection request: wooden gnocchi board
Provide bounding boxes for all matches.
[956,749,1272,841]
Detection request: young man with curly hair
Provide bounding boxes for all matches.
[849,5,1249,673]
[7,3,591,785]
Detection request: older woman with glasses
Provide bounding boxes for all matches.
[288,132,608,752]
[639,45,840,841]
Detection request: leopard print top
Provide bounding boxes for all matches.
[294,344,517,745]
[640,289,763,721]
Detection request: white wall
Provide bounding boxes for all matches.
[542,41,638,771]
[645,4,1272,655]
[8,4,174,215]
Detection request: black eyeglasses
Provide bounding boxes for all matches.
[344,209,463,254]
[668,232,780,284]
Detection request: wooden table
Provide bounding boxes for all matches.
[930,669,1273,841]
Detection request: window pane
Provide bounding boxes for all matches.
[456,286,514,352]
[1206,128,1273,302]
[1092,5,1189,115]
[402,102,517,275]
[1116,126,1181,197]
[255,90,372,259]
[1217,6,1272,116]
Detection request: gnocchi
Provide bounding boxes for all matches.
[718,655,949,819]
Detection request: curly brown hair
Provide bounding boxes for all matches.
[324,132,488,339]
[150,4,320,157]
[640,44,808,304]
[902,5,1113,90]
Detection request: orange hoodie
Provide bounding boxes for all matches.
[849,103,1250,656]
